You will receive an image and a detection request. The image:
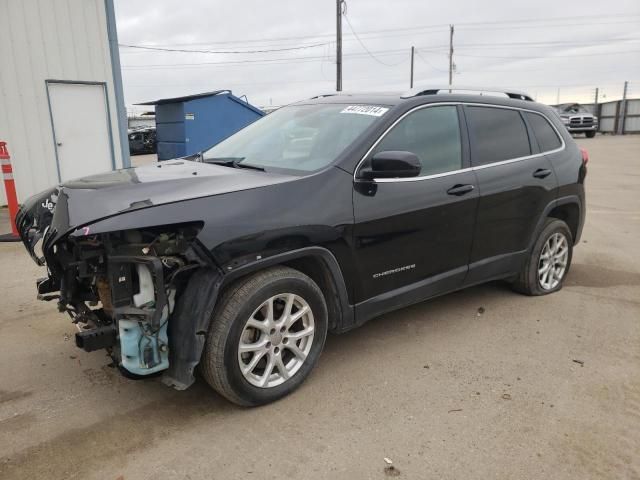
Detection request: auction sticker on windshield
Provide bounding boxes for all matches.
[340,105,389,116]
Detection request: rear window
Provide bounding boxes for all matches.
[466,106,531,166]
[525,112,562,152]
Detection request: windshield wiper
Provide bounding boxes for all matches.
[204,157,265,172]
[204,156,245,164]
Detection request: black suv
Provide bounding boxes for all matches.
[16,87,587,406]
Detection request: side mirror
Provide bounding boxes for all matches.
[359,151,421,180]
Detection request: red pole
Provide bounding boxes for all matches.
[0,142,20,239]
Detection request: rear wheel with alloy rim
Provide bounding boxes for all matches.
[201,266,328,406]
[513,218,573,296]
[538,232,569,290]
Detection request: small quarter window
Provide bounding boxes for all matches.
[466,106,531,166]
[371,106,462,176]
[525,112,562,152]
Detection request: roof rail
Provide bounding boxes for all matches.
[308,93,340,99]
[401,85,534,102]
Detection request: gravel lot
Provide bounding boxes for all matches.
[1,135,639,480]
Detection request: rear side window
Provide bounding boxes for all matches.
[524,112,562,152]
[466,106,531,165]
[372,105,462,176]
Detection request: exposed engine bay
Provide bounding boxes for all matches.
[17,190,212,385]
[41,226,203,377]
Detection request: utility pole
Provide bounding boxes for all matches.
[593,87,599,118]
[336,0,343,92]
[617,80,628,135]
[410,46,415,89]
[448,25,454,87]
[556,87,560,105]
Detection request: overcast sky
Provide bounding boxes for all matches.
[115,0,640,112]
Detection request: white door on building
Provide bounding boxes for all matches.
[47,82,114,182]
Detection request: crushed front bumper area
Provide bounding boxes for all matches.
[19,208,219,389]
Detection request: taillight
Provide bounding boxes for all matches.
[580,148,589,166]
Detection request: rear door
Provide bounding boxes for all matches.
[464,105,558,284]
[352,104,478,308]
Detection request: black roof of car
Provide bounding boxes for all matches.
[296,87,555,115]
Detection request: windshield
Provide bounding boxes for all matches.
[202,104,388,173]
[557,104,591,115]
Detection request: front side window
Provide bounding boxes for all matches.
[202,104,388,174]
[370,105,462,176]
[466,106,531,166]
[525,112,562,152]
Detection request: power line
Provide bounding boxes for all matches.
[118,42,329,54]
[414,49,449,73]
[121,49,417,70]
[455,39,640,49]
[342,13,405,67]
[121,45,640,70]
[118,14,640,50]
[455,49,640,59]
[120,37,640,60]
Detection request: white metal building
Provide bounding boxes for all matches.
[0,0,129,205]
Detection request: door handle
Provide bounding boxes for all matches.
[533,168,552,179]
[446,184,475,196]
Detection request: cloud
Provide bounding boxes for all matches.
[115,0,640,109]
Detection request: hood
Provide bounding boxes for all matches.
[16,160,294,264]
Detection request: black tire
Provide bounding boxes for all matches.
[585,131,596,138]
[512,218,573,296]
[200,266,328,406]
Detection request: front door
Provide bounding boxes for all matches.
[47,82,114,181]
[352,104,478,312]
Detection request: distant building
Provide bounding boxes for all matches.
[128,112,156,129]
[138,90,264,161]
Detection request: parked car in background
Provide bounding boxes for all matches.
[16,87,587,406]
[554,103,598,138]
[128,126,157,154]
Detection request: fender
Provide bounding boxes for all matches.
[162,246,354,389]
[528,195,584,251]
[222,246,355,333]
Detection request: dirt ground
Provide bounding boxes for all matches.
[1,135,639,480]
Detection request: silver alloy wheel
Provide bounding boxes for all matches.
[238,293,315,388]
[538,232,569,290]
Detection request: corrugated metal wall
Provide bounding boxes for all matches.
[0,0,124,204]
[596,99,640,134]
[624,99,640,133]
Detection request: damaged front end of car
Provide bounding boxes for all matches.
[16,189,219,389]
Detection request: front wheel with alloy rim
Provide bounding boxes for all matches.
[200,266,328,406]
[512,218,573,296]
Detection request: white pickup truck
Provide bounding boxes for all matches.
[554,103,598,138]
